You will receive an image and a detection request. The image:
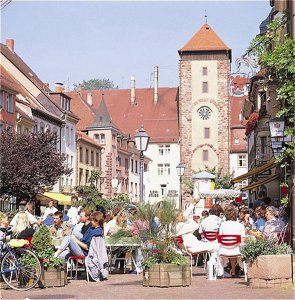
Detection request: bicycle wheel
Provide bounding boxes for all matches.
[1,247,41,291]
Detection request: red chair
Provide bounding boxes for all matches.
[217,234,241,246]
[23,237,33,249]
[203,231,219,242]
[67,255,89,282]
[217,235,247,281]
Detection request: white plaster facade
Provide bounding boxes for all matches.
[144,142,181,208]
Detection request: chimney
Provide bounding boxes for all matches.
[6,39,14,51]
[87,93,93,106]
[131,76,136,104]
[55,82,64,93]
[154,65,159,104]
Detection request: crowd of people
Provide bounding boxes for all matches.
[0,191,289,280]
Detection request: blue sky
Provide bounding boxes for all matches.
[1,1,270,89]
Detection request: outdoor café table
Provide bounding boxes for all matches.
[105,238,141,275]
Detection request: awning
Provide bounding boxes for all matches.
[231,159,276,184]
[192,171,215,179]
[240,174,280,192]
[199,189,241,199]
[36,192,72,206]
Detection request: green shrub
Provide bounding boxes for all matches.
[241,238,292,264]
[32,225,63,268]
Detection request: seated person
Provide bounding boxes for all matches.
[49,211,72,238]
[218,205,246,277]
[54,211,104,259]
[107,211,127,236]
[42,200,58,221]
[11,211,35,239]
[0,212,10,230]
[263,206,285,240]
[43,213,54,226]
[175,199,219,254]
[67,196,81,228]
[104,208,121,236]
[238,207,253,231]
[199,204,223,240]
[10,202,41,228]
[201,210,209,220]
[253,206,266,231]
[72,209,92,240]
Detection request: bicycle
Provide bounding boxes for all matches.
[0,229,42,291]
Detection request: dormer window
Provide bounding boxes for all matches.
[61,96,70,111]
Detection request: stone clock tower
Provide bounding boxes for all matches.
[178,23,232,196]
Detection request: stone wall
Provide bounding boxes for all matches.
[179,53,230,203]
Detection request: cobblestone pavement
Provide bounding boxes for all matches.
[1,268,294,300]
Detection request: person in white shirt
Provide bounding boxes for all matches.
[175,199,220,254]
[199,204,223,240]
[10,202,41,228]
[42,200,58,221]
[218,205,246,277]
[67,195,80,228]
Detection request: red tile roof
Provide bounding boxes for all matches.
[1,44,78,122]
[179,23,231,52]
[76,130,102,148]
[66,91,96,130]
[67,87,179,143]
[0,43,51,93]
[0,65,21,93]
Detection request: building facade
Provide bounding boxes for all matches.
[229,75,249,192]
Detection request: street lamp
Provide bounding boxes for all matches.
[111,176,119,197]
[134,126,150,202]
[176,162,186,209]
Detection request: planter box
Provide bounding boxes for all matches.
[247,254,292,288]
[143,264,191,287]
[39,265,67,288]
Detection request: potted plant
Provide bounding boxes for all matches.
[32,225,66,287]
[241,238,293,288]
[132,200,190,287]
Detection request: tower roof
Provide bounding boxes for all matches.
[88,95,118,130]
[179,23,231,53]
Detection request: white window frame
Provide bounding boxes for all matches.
[238,155,246,167]
[158,164,164,175]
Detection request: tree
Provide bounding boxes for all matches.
[74,78,118,91]
[204,167,235,189]
[0,131,72,202]
[246,15,295,163]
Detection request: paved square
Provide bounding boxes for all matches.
[1,268,294,299]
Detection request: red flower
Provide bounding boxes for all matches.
[245,112,260,136]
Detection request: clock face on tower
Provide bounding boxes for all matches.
[197,106,212,120]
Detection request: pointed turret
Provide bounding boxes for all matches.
[178,23,231,60]
[88,94,118,129]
